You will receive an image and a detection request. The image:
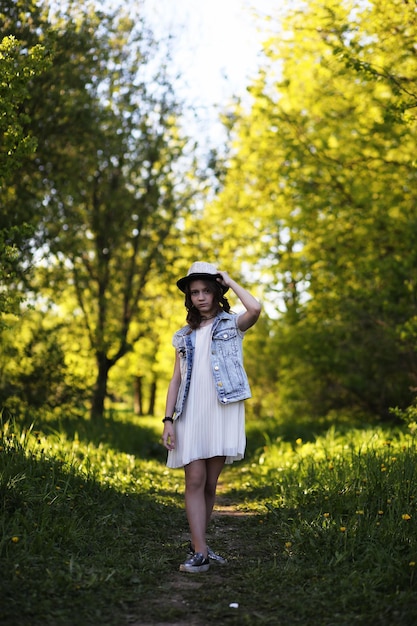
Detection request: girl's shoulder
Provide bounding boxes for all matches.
[216,311,239,325]
[172,324,191,347]
[215,311,245,336]
[216,310,236,320]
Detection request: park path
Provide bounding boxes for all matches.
[128,477,259,626]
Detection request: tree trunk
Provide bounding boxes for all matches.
[133,375,143,415]
[90,353,111,420]
[147,378,157,416]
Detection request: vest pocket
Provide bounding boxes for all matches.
[212,327,239,356]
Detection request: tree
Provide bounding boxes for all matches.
[205,0,417,420]
[2,1,204,419]
[0,28,49,322]
[0,309,90,417]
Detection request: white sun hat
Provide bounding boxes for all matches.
[176,262,228,293]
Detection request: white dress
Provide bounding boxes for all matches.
[167,322,246,469]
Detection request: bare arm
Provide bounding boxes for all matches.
[162,351,181,450]
[217,271,262,332]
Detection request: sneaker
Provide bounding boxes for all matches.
[188,541,227,565]
[179,552,210,573]
[207,546,227,565]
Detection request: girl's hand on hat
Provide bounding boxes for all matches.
[217,271,231,288]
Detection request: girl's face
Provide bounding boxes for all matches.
[189,280,217,317]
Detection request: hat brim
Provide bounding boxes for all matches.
[177,273,229,294]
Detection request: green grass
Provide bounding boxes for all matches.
[1,412,417,625]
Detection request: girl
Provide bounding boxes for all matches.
[162,262,261,573]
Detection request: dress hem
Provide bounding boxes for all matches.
[167,452,244,469]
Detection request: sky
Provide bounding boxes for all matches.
[142,1,277,101]
[54,0,287,144]
[140,0,285,144]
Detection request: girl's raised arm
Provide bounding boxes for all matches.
[216,271,262,332]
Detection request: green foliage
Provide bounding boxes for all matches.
[0,33,48,183]
[239,313,279,419]
[0,27,49,320]
[0,311,90,416]
[0,1,205,418]
[390,401,417,437]
[206,0,417,422]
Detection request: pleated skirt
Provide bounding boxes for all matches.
[167,323,246,469]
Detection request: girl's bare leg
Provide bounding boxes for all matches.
[204,456,226,528]
[184,459,208,556]
[184,456,226,555]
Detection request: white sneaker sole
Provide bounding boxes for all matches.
[179,562,210,573]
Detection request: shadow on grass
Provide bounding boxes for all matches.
[0,435,183,626]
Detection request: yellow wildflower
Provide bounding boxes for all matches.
[402,514,412,521]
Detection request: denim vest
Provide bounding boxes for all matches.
[172,311,252,419]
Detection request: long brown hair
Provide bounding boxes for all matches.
[184,280,230,330]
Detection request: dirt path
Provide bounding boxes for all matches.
[127,480,260,626]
